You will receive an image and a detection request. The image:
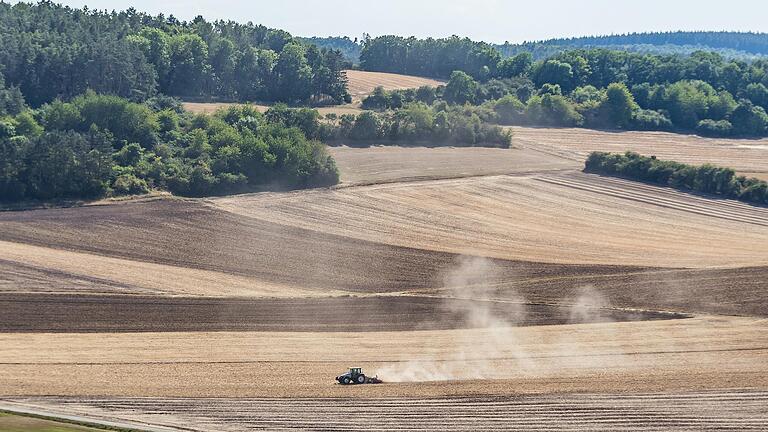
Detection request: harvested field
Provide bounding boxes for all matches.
[213,172,768,268]
[180,70,438,116]
[513,126,768,179]
[1,316,766,397]
[181,101,364,117]
[0,199,665,298]
[5,391,768,432]
[344,69,444,101]
[329,145,576,185]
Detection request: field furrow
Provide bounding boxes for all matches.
[5,391,767,432]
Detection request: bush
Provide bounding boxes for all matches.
[696,119,733,137]
[0,92,343,203]
[632,109,673,131]
[584,151,766,205]
[525,94,582,127]
[112,173,150,196]
[493,95,526,125]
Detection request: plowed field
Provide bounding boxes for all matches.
[2,133,768,430]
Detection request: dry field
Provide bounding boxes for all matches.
[213,172,768,268]
[512,126,768,180]
[182,101,365,117]
[2,131,768,430]
[344,69,444,101]
[181,69,441,116]
[328,145,577,185]
[4,391,768,432]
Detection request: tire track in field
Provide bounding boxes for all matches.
[7,391,768,431]
[536,173,768,227]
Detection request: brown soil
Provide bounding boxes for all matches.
[328,145,576,185]
[0,293,680,333]
[6,391,767,432]
[512,126,768,179]
[213,172,768,268]
[1,316,765,397]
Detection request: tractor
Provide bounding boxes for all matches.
[336,367,382,385]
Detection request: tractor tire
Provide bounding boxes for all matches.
[357,374,366,384]
[342,377,351,385]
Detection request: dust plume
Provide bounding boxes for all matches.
[379,256,532,382]
[377,257,637,383]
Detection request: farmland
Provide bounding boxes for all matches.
[181,69,443,115]
[512,126,768,180]
[2,127,768,430]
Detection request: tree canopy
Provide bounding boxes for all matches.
[0,1,350,106]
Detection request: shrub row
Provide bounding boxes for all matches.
[584,151,768,205]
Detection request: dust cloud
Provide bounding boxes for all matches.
[378,256,627,383]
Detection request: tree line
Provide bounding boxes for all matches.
[361,47,768,137]
[0,92,338,202]
[261,103,511,148]
[498,31,768,59]
[0,1,350,107]
[584,152,768,205]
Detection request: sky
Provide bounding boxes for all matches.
[10,0,768,43]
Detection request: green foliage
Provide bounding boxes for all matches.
[318,103,509,148]
[0,72,25,116]
[444,71,479,105]
[696,119,733,137]
[0,2,350,105]
[745,83,768,109]
[632,109,673,130]
[532,60,575,92]
[41,92,159,148]
[600,83,639,128]
[360,35,500,79]
[497,53,533,78]
[0,92,340,203]
[358,35,768,137]
[525,94,583,127]
[729,100,768,136]
[361,86,390,110]
[492,95,526,125]
[584,151,768,205]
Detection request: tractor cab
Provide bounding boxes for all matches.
[336,366,367,384]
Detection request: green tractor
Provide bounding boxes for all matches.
[336,367,382,385]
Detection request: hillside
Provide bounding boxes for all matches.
[306,31,768,64]
[497,31,768,59]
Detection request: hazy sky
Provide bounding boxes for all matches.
[11,0,768,43]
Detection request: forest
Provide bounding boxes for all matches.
[0,92,339,202]
[360,41,768,137]
[0,1,350,106]
[584,151,768,205]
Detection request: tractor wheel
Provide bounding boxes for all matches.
[357,374,366,384]
[342,377,351,385]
